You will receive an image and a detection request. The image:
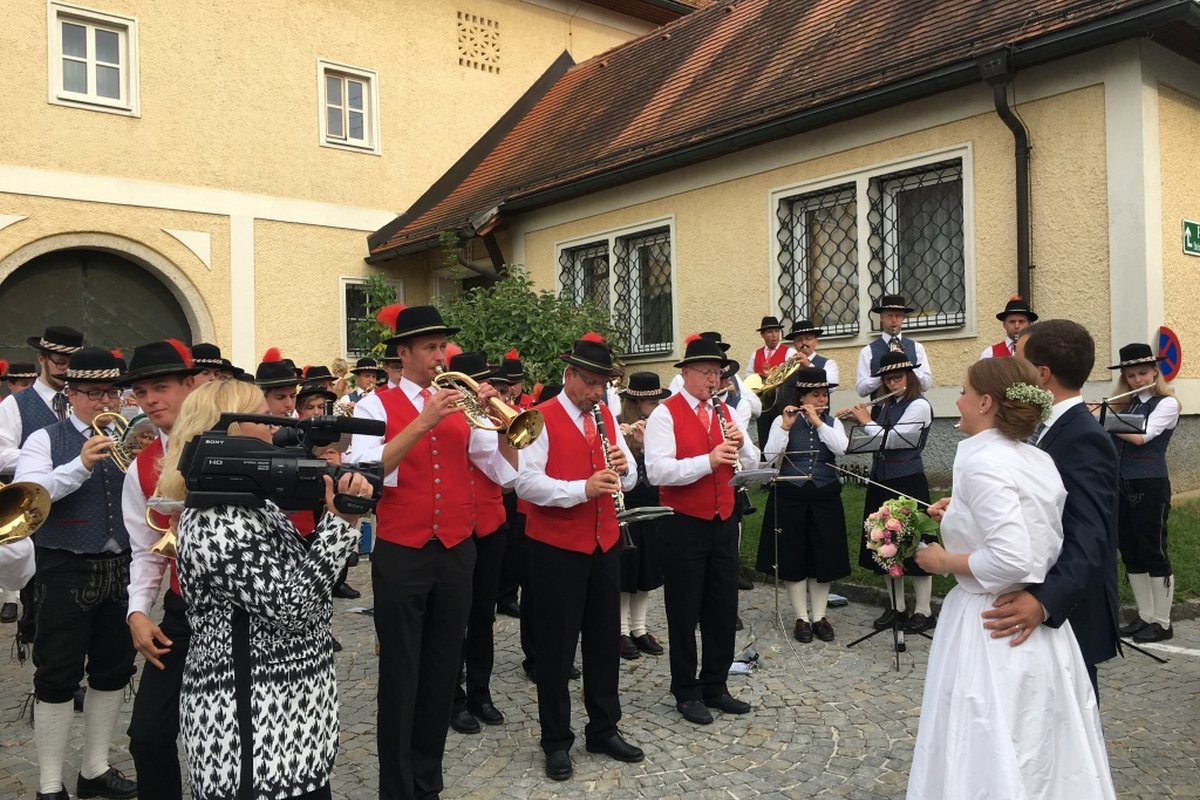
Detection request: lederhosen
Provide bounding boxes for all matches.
[1114,395,1175,577]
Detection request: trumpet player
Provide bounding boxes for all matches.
[786,319,839,384]
[514,333,642,781]
[118,340,199,800]
[980,296,1037,359]
[15,346,139,800]
[343,304,516,800]
[646,336,758,726]
[854,294,932,398]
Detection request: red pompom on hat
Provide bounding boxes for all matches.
[444,342,463,359]
[261,347,282,363]
[684,332,702,345]
[505,347,520,359]
[111,348,123,359]
[166,339,194,368]
[0,360,8,376]
[375,303,406,331]
[580,332,605,343]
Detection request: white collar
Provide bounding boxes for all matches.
[1043,395,1083,430]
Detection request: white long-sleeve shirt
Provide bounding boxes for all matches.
[0,538,35,591]
[125,432,170,619]
[0,379,58,475]
[668,372,762,421]
[515,393,636,508]
[645,388,759,487]
[854,334,932,397]
[745,345,796,377]
[1130,389,1180,442]
[762,415,849,464]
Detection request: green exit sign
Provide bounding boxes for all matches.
[1185,220,1200,256]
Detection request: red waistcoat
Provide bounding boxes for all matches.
[658,393,735,522]
[753,346,788,376]
[375,387,474,548]
[990,341,1013,358]
[524,398,619,555]
[470,462,506,537]
[134,436,181,597]
[288,510,317,538]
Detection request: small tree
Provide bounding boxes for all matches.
[350,274,401,358]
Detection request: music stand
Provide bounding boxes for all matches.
[1099,405,1148,435]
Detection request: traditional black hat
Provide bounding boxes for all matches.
[118,340,201,386]
[487,365,511,386]
[502,348,525,381]
[65,347,122,384]
[385,304,459,343]
[792,366,837,389]
[3,362,38,380]
[303,364,334,382]
[785,319,824,339]
[870,294,914,314]
[349,357,382,374]
[698,331,732,352]
[297,380,337,405]
[721,361,739,382]
[27,325,84,355]
[996,297,1038,322]
[234,372,256,383]
[256,348,301,389]
[620,371,671,400]
[284,359,303,380]
[756,316,784,332]
[191,343,223,368]
[872,350,921,377]
[381,341,402,363]
[111,349,127,375]
[1107,342,1162,370]
[559,333,621,377]
[218,358,243,377]
[536,383,563,404]
[448,351,499,382]
[674,336,737,371]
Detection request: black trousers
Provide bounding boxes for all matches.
[661,514,738,703]
[495,492,523,607]
[453,526,507,712]
[128,590,191,800]
[1117,477,1172,576]
[527,538,621,754]
[373,537,474,800]
[31,548,136,703]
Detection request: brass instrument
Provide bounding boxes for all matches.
[146,506,176,560]
[431,369,545,449]
[332,385,371,417]
[747,354,803,410]
[91,411,135,472]
[711,397,756,516]
[0,481,52,546]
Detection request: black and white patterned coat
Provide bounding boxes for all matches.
[177,502,358,800]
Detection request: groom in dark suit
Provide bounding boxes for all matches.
[982,319,1120,695]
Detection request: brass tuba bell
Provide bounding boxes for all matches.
[0,481,53,546]
[431,369,545,449]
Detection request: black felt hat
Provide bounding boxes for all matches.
[256,348,301,389]
[118,340,201,386]
[1107,342,1162,370]
[620,371,671,400]
[536,383,563,405]
[448,351,499,382]
[297,380,337,405]
[3,362,37,380]
[386,305,459,343]
[303,364,334,382]
[756,316,784,332]
[674,337,737,371]
[792,366,837,390]
[698,331,732,352]
[786,319,824,339]
[872,350,921,377]
[27,325,84,355]
[191,343,223,368]
[349,357,382,374]
[870,294,914,314]
[219,358,243,377]
[502,348,525,381]
[996,297,1038,322]
[65,347,122,384]
[559,334,621,377]
[381,341,402,363]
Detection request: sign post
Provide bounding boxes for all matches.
[1158,326,1181,382]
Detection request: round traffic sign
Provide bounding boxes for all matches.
[1157,326,1181,382]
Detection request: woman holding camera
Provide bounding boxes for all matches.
[154,380,367,800]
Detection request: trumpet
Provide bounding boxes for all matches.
[91,411,136,471]
[431,368,544,449]
[833,389,904,419]
[0,480,52,546]
[145,497,185,560]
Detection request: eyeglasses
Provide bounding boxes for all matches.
[686,367,723,379]
[68,387,123,401]
[44,355,71,368]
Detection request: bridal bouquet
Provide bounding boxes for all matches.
[864,497,940,576]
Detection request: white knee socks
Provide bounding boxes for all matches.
[808,580,831,622]
[786,580,808,622]
[1150,575,1174,629]
[1127,572,1154,624]
[80,687,124,780]
[885,576,907,613]
[35,700,73,793]
[912,576,933,617]
[628,591,650,638]
[620,592,632,636]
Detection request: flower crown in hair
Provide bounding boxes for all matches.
[1005,382,1053,422]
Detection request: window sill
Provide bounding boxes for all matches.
[320,139,381,156]
[50,95,139,117]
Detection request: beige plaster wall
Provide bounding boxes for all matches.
[1158,85,1200,380]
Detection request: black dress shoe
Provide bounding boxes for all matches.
[332,582,361,599]
[676,699,714,725]
[1119,617,1150,637]
[632,633,664,655]
[793,618,813,643]
[496,599,521,618]
[569,665,581,680]
[619,635,640,660]
[545,750,573,781]
[331,636,343,653]
[77,767,137,799]
[1133,622,1173,643]
[0,602,17,623]
[36,791,68,800]
[585,732,644,763]
[450,708,481,734]
[470,702,504,725]
[704,693,752,714]
[873,608,906,630]
[813,617,835,642]
[904,613,935,634]
[737,573,754,590]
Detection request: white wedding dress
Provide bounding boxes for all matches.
[907,428,1116,799]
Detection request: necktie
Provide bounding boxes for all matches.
[418,387,432,407]
[889,335,903,353]
[582,411,597,445]
[52,391,68,421]
[697,401,710,431]
[1027,422,1046,446]
[1008,340,1016,356]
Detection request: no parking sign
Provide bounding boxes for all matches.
[1158,326,1181,382]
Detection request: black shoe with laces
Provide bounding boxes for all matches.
[0,602,17,623]
[76,767,137,799]
[1119,617,1149,637]
[332,582,361,599]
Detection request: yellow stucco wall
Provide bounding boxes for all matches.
[1158,84,1200,380]
[520,84,1111,389]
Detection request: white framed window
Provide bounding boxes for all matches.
[318,60,381,154]
[47,2,139,115]
[558,221,676,358]
[341,277,404,357]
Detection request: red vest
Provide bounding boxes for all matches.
[516,393,535,411]
[288,510,316,538]
[524,398,620,555]
[375,386,474,548]
[658,393,735,522]
[753,346,788,376]
[469,462,506,537]
[990,341,1013,358]
[134,436,181,597]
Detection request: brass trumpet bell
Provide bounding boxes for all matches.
[145,498,184,561]
[0,481,52,546]
[432,370,545,449]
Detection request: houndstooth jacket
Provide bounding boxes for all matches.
[176,501,359,800]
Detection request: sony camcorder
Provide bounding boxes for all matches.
[178,413,386,515]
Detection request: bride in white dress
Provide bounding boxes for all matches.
[907,357,1115,800]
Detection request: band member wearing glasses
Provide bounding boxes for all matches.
[16,347,138,800]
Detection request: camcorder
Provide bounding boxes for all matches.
[178,413,386,515]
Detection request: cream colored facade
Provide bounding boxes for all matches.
[502,40,1200,417]
[0,0,654,365]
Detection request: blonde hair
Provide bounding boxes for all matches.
[330,357,349,377]
[155,380,267,501]
[1112,366,1180,412]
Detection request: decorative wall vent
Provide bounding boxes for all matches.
[457,12,500,74]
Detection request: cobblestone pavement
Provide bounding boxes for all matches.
[1,563,1197,798]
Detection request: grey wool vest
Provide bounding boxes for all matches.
[34,420,129,553]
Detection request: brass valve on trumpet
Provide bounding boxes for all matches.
[91,410,136,472]
[431,370,545,449]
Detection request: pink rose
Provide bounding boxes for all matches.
[869,528,884,542]
[878,543,898,559]
[879,507,890,519]
[885,518,902,532]
[868,512,880,522]
[900,507,912,516]
[888,564,904,577]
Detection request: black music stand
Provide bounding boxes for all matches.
[1099,405,1148,435]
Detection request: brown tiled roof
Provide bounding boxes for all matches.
[370,0,1200,259]
[589,0,714,25]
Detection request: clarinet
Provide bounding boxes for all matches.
[712,398,756,516]
[591,402,637,550]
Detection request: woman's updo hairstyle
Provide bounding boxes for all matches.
[966,357,1046,441]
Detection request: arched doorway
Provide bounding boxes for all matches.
[0,248,193,364]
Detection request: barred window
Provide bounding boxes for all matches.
[776,184,859,336]
[559,241,610,309]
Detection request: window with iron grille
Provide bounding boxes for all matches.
[342,277,403,357]
[558,225,674,357]
[776,184,859,336]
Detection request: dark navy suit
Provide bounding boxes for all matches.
[1029,402,1120,692]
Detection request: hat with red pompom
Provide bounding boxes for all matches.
[559,332,620,377]
[117,340,201,386]
[255,347,301,389]
[674,333,738,371]
[502,347,525,382]
[379,304,459,344]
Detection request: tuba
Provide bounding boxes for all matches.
[431,369,544,449]
[0,481,52,546]
[91,411,135,472]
